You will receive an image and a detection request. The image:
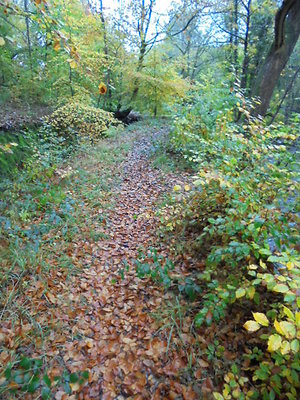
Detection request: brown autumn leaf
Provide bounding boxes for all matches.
[182,385,198,400]
[53,40,60,52]
[201,377,214,397]
[45,291,56,304]
[198,358,209,368]
[194,368,202,379]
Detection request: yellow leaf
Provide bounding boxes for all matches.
[252,312,269,327]
[274,319,284,335]
[68,59,77,69]
[267,334,282,352]
[259,260,267,269]
[295,312,300,328]
[286,261,294,270]
[98,82,107,95]
[283,306,294,321]
[248,264,258,270]
[243,320,261,332]
[279,321,296,339]
[184,184,191,191]
[70,382,80,391]
[173,185,181,192]
[53,40,60,52]
[236,288,246,298]
[280,340,290,355]
[273,284,289,293]
[0,37,5,46]
[247,286,255,300]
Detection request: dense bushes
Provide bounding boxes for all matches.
[161,89,300,399]
[44,103,122,140]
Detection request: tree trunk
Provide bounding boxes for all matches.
[252,0,300,117]
[240,0,252,90]
[99,0,112,109]
[130,42,146,102]
[233,0,238,76]
[24,0,33,76]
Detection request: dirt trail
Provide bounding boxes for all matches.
[54,127,194,399]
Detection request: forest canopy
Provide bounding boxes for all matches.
[0,0,299,119]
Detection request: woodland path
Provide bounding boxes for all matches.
[45,125,197,400]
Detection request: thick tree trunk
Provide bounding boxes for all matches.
[252,0,300,117]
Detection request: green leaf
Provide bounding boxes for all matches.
[41,386,51,400]
[284,293,296,303]
[236,288,246,299]
[19,357,32,370]
[259,248,272,256]
[273,284,289,293]
[291,340,299,353]
[28,375,40,393]
[195,313,205,327]
[81,371,89,380]
[255,369,268,381]
[13,372,24,385]
[43,374,51,388]
[33,359,43,370]
[231,364,238,375]
[63,382,72,394]
[213,393,224,400]
[4,367,12,380]
[69,373,79,383]
[23,372,32,384]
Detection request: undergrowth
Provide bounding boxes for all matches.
[150,88,300,399]
[0,121,126,398]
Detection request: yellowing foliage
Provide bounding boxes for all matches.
[45,103,122,140]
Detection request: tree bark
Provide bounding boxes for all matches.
[24,0,33,76]
[99,0,112,109]
[252,0,300,117]
[233,0,238,76]
[240,0,252,90]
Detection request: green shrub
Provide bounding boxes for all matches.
[44,103,122,141]
[161,89,300,399]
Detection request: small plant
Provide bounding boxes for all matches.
[0,356,89,399]
[135,247,175,288]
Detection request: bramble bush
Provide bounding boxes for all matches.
[160,85,299,399]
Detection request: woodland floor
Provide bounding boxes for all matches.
[63,125,193,399]
[1,122,208,399]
